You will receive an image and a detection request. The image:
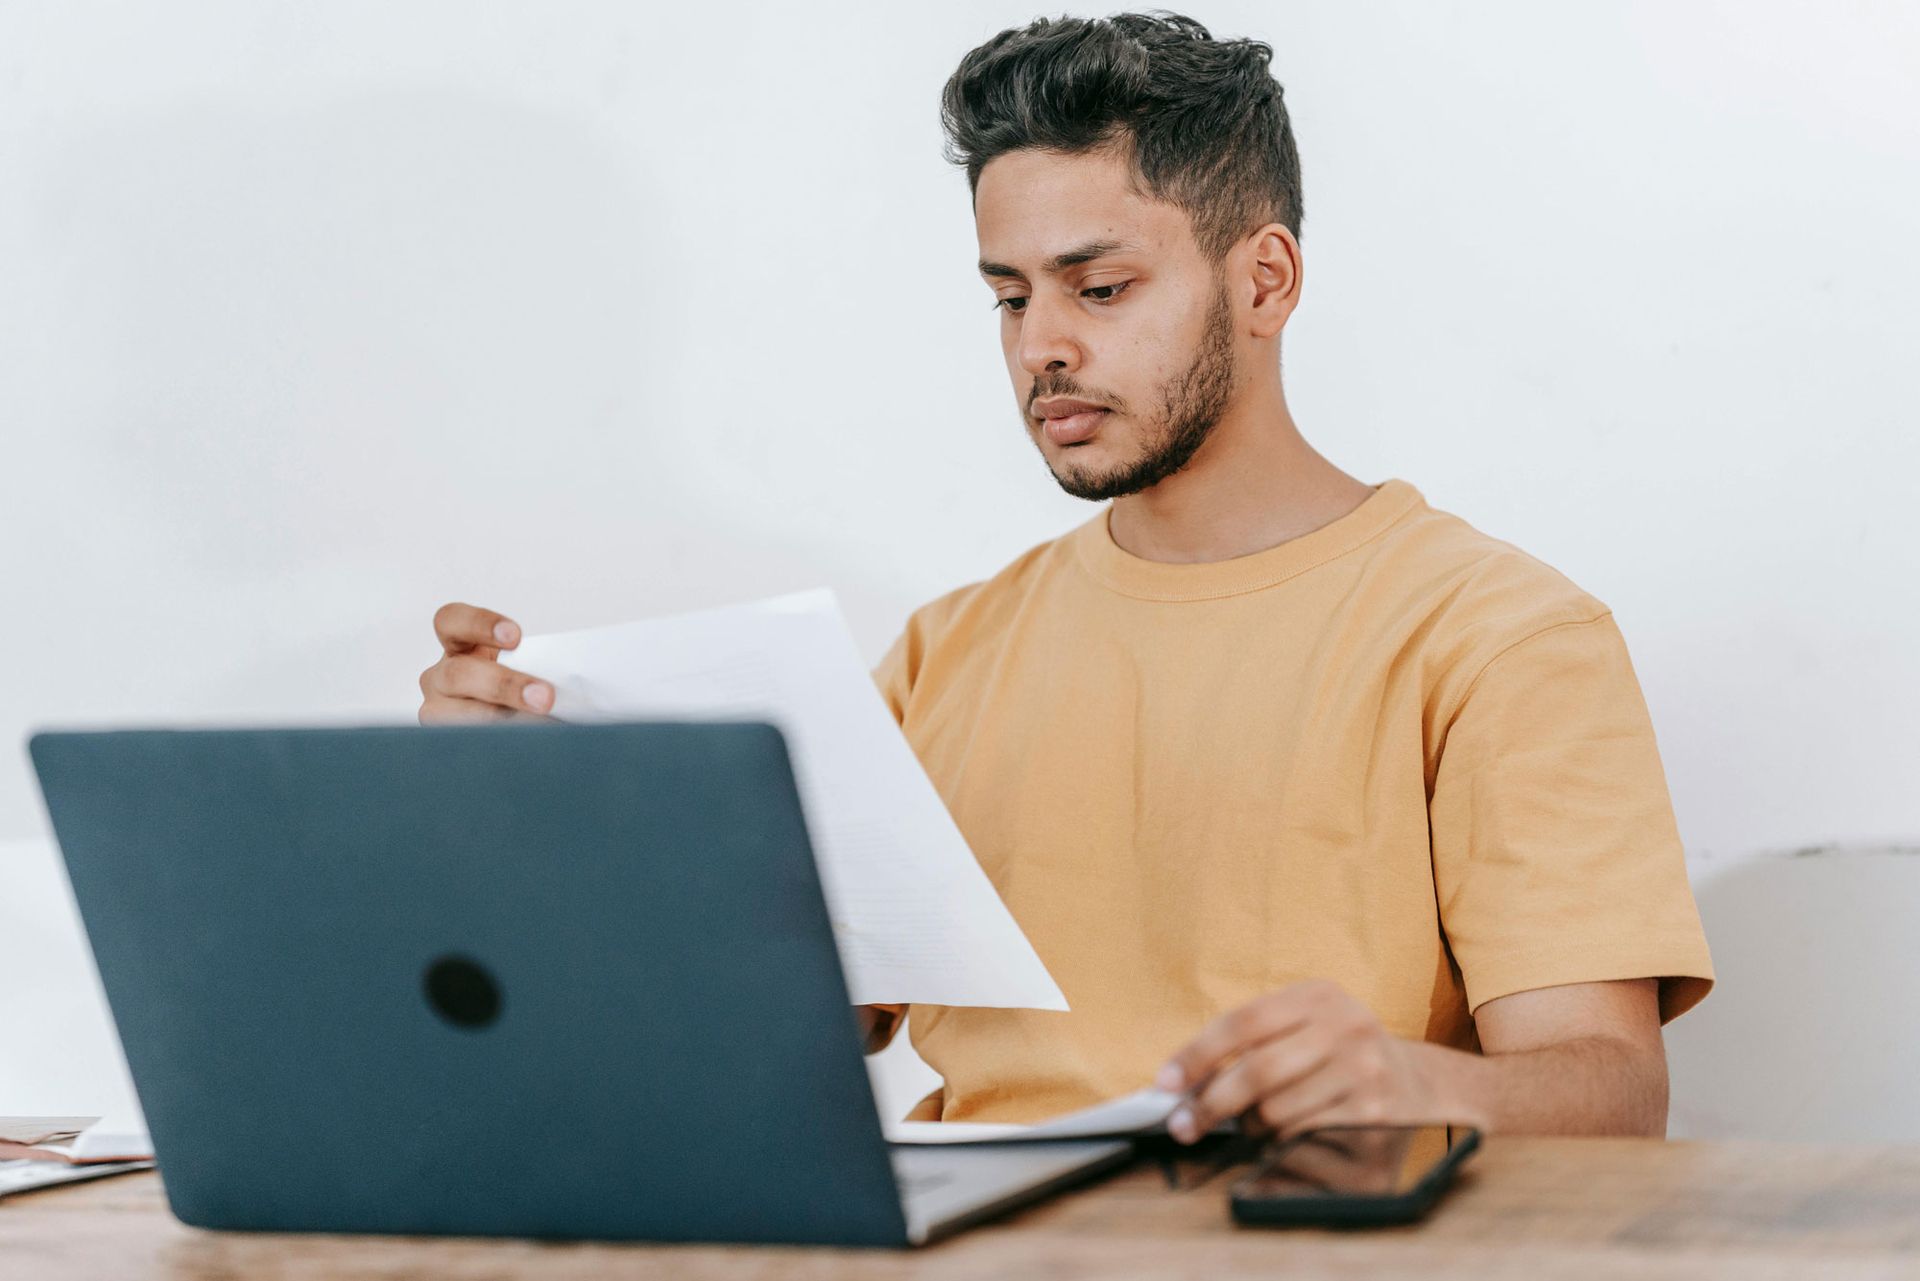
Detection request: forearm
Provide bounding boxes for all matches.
[1405,1034,1668,1137]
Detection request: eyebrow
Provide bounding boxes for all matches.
[977,238,1142,281]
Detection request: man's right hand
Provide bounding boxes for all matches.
[417,602,556,724]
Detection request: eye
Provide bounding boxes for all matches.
[991,281,1133,315]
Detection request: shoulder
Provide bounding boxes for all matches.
[894,523,1077,646]
[1380,489,1613,645]
[870,525,1076,716]
[1370,488,1628,727]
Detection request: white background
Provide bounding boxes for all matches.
[3,2,1917,1137]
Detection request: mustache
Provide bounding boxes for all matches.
[1027,384,1123,414]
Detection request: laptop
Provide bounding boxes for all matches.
[27,721,1131,1246]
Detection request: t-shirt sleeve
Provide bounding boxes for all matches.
[1427,611,1714,1024]
[868,579,987,731]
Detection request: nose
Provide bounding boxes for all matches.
[1014,294,1080,380]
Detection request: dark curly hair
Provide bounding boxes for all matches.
[940,10,1303,263]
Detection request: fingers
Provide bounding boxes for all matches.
[417,602,551,726]
[1170,1036,1336,1142]
[1247,1066,1355,1140]
[419,653,555,716]
[418,696,548,726]
[1157,979,1333,1096]
[433,601,522,656]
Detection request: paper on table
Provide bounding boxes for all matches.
[883,1088,1182,1145]
[0,1159,155,1199]
[0,1118,96,1146]
[505,588,1067,1011]
[68,1125,152,1162]
[0,1116,152,1164]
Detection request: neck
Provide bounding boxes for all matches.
[1105,374,1375,564]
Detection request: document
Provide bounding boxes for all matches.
[0,1117,153,1164]
[883,1088,1183,1145]
[506,589,1068,1011]
[0,1159,155,1199]
[0,1118,94,1146]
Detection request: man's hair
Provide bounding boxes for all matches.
[940,10,1303,263]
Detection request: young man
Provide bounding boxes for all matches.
[419,13,1712,1143]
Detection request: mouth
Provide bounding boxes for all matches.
[1036,408,1110,446]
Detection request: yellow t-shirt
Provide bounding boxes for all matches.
[869,478,1714,1124]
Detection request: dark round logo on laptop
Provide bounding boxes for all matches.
[423,954,502,1029]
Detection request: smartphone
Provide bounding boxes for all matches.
[1228,1124,1480,1228]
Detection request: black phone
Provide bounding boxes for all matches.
[1228,1124,1480,1228]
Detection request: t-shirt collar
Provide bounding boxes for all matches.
[1070,478,1424,602]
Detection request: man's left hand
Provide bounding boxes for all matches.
[1154,979,1474,1143]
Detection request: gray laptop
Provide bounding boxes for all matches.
[27,721,1130,1246]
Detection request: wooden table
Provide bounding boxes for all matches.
[11,1138,1920,1279]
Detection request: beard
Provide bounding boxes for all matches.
[1033,277,1237,503]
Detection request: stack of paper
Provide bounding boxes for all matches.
[0,1116,153,1164]
[507,589,1067,1012]
[0,1117,154,1200]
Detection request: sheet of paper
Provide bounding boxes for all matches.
[505,588,1067,1011]
[0,1159,155,1199]
[0,1118,96,1146]
[69,1125,152,1161]
[0,1117,151,1164]
[883,1088,1183,1145]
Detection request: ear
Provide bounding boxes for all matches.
[1243,223,1302,339]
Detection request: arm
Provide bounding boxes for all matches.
[1424,977,1668,1135]
[1157,976,1668,1142]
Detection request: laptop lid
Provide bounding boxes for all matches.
[28,720,911,1246]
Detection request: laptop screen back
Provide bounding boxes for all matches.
[30,720,908,1245]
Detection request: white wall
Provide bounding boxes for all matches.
[3,2,1917,1134]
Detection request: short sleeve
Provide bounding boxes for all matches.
[867,579,987,731]
[1428,612,1714,1024]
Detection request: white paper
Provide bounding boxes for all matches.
[0,1117,95,1145]
[505,588,1067,1011]
[883,1088,1182,1145]
[70,1125,152,1161]
[0,1115,152,1163]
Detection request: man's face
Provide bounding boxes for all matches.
[974,144,1238,502]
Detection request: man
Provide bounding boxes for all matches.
[419,12,1712,1143]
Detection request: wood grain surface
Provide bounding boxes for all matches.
[10,1138,1920,1280]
